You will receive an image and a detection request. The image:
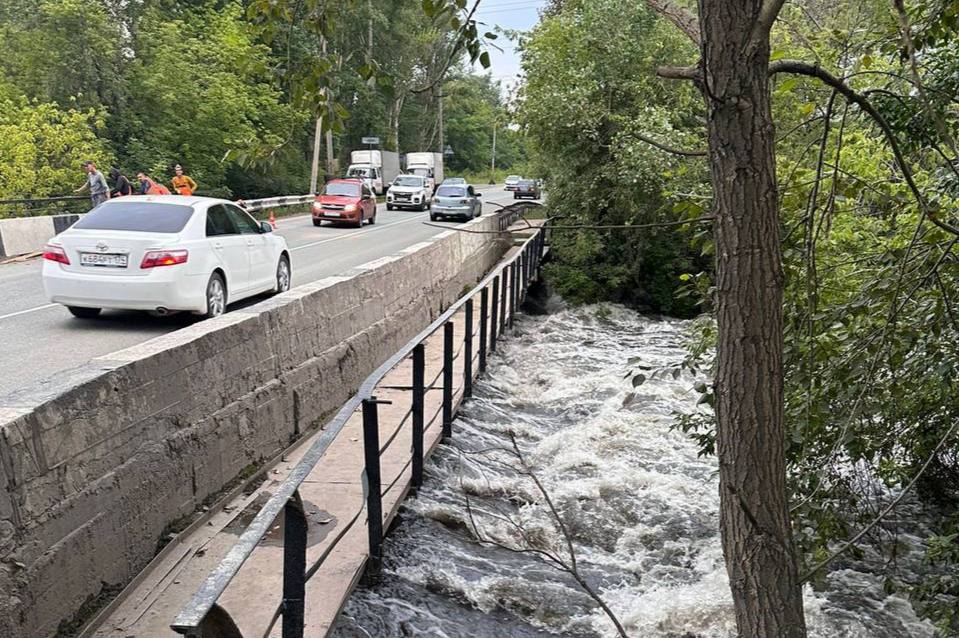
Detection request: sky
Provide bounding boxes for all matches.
[469,0,548,97]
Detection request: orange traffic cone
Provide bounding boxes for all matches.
[269,210,277,229]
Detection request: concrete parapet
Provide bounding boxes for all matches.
[0,214,506,638]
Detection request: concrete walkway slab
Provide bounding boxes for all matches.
[90,248,512,638]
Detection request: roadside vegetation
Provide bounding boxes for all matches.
[0,0,525,205]
[520,0,959,633]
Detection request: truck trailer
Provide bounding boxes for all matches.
[346,150,400,195]
[405,152,445,193]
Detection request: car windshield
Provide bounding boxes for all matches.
[507,175,520,181]
[444,178,466,184]
[410,168,430,177]
[394,176,424,187]
[324,183,361,197]
[73,201,194,233]
[436,186,467,198]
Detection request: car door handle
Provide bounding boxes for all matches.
[213,242,223,250]
[245,238,255,246]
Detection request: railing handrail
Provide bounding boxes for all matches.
[239,194,314,212]
[172,205,545,633]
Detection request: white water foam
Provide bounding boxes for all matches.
[332,304,935,638]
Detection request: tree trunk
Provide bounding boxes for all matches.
[698,0,807,635]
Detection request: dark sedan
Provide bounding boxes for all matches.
[513,179,541,200]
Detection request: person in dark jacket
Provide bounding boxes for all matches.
[109,168,133,197]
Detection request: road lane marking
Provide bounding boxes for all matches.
[0,303,58,321]
[290,214,426,252]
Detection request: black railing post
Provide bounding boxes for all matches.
[361,398,384,578]
[479,287,488,372]
[442,322,454,440]
[411,345,425,490]
[464,299,474,399]
[521,250,528,301]
[281,491,308,638]
[490,275,499,352]
[509,262,518,328]
[500,266,508,334]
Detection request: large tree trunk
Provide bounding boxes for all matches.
[698,0,807,635]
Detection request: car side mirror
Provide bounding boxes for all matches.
[260,221,273,233]
[476,193,482,198]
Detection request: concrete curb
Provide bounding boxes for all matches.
[0,213,82,258]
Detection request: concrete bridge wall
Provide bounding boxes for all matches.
[0,215,508,638]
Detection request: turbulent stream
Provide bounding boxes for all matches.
[330,304,936,638]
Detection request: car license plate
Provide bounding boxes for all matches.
[324,211,341,217]
[80,252,128,268]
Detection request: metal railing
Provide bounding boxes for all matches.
[497,200,542,231]
[239,194,314,213]
[0,193,313,220]
[171,207,548,638]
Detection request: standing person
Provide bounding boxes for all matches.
[136,172,171,195]
[171,164,197,196]
[74,161,111,207]
[109,168,133,198]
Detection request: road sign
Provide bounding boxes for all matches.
[362,136,380,145]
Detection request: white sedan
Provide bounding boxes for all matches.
[42,196,291,319]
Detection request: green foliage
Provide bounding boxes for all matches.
[519,0,707,317]
[663,0,959,625]
[0,84,112,204]
[122,2,302,193]
[0,0,510,204]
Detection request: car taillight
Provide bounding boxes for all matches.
[42,245,70,265]
[141,250,188,269]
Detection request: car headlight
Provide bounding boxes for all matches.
[344,204,358,212]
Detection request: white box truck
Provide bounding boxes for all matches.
[346,150,400,195]
[405,152,445,193]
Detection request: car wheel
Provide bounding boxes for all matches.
[204,273,227,319]
[430,213,439,222]
[274,255,291,293]
[312,219,322,227]
[369,210,377,225]
[387,204,393,211]
[67,306,101,319]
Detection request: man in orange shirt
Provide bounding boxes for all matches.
[171,164,198,196]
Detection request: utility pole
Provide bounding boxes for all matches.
[325,114,335,179]
[489,120,497,184]
[309,115,323,194]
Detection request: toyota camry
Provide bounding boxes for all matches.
[42,196,291,319]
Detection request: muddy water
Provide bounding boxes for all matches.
[330,305,935,638]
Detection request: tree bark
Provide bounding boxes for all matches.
[698,0,807,635]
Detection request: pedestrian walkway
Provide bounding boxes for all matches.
[88,244,528,638]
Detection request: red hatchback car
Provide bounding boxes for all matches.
[313,179,377,227]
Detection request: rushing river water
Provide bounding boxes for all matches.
[330,304,936,638]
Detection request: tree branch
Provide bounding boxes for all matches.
[800,419,959,582]
[656,64,700,81]
[411,0,483,94]
[770,59,959,238]
[750,0,788,49]
[628,131,707,157]
[644,0,701,45]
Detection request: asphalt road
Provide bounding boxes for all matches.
[0,185,522,398]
